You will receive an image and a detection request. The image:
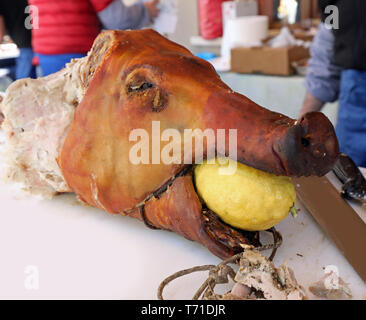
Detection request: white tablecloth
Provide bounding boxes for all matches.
[0,131,365,299]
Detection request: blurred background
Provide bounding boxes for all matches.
[1,0,364,162]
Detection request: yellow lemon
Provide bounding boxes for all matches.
[194,157,296,231]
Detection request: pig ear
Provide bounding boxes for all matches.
[81,31,116,89]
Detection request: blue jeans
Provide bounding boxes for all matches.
[336,69,366,167]
[16,48,37,79]
[37,53,85,76]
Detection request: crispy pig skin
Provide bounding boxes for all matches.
[203,93,339,176]
[143,174,259,258]
[57,30,339,257]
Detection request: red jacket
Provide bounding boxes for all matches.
[29,0,113,54]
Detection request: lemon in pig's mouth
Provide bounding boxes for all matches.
[194,157,296,231]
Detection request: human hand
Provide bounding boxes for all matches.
[144,0,160,22]
[299,92,325,119]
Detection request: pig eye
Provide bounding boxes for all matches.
[128,82,154,92]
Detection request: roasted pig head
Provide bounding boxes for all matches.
[2,30,339,259]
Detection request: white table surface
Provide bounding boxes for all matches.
[0,131,365,300]
[0,44,19,60]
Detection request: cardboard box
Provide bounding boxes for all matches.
[230,45,310,76]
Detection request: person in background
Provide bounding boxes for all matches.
[29,0,159,76]
[0,0,37,79]
[300,0,366,167]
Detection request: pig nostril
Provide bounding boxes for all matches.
[301,137,310,147]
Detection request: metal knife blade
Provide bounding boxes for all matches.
[292,175,366,283]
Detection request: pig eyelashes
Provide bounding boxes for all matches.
[125,78,168,112]
[127,81,154,93]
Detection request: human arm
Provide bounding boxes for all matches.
[300,23,343,118]
[301,92,326,116]
[97,0,159,30]
[144,0,159,20]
